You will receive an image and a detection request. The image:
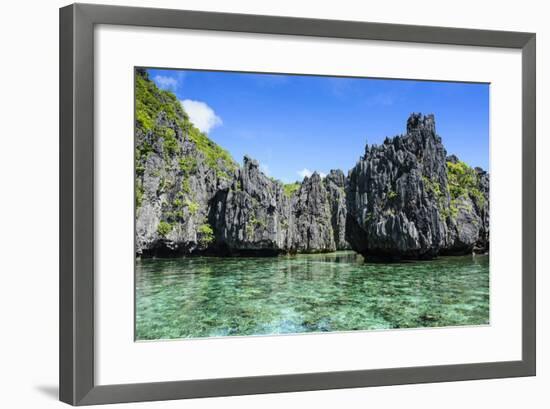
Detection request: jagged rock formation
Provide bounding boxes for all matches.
[474,167,490,252]
[324,170,350,250]
[292,172,338,252]
[346,114,489,260]
[442,155,490,255]
[135,69,237,256]
[135,70,488,259]
[209,156,292,255]
[209,156,349,255]
[135,70,349,256]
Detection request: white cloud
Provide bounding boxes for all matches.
[298,168,326,179]
[298,168,312,179]
[180,99,223,133]
[153,75,178,90]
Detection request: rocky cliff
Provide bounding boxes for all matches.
[323,170,350,250]
[135,70,349,256]
[346,114,489,259]
[135,70,488,259]
[135,69,237,256]
[209,156,292,255]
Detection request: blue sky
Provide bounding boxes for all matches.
[147,68,489,183]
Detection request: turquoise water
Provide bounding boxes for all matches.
[135,252,489,340]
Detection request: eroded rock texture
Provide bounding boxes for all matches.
[135,69,237,256]
[135,70,488,259]
[346,114,489,260]
[324,170,350,251]
[291,172,337,253]
[209,156,292,255]
[209,158,349,255]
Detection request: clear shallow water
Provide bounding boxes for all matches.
[135,252,489,340]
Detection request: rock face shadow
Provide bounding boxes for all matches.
[35,385,58,400]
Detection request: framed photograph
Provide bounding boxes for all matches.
[59,3,536,405]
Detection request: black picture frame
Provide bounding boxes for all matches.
[59,3,536,406]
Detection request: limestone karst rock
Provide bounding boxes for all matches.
[209,158,349,255]
[135,69,237,256]
[209,156,293,255]
[346,114,489,260]
[135,70,488,259]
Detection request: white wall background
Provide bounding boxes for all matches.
[0,0,546,408]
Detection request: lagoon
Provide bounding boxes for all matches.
[135,251,489,340]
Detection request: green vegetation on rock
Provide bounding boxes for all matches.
[250,215,266,228]
[136,142,154,162]
[446,160,485,209]
[180,178,191,194]
[157,221,173,237]
[198,223,214,245]
[135,69,237,179]
[136,164,145,176]
[158,127,178,156]
[234,179,243,191]
[283,182,300,197]
[422,175,451,219]
[185,125,237,178]
[135,183,144,208]
[136,70,186,132]
[185,199,200,215]
[179,157,197,174]
[217,170,231,181]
